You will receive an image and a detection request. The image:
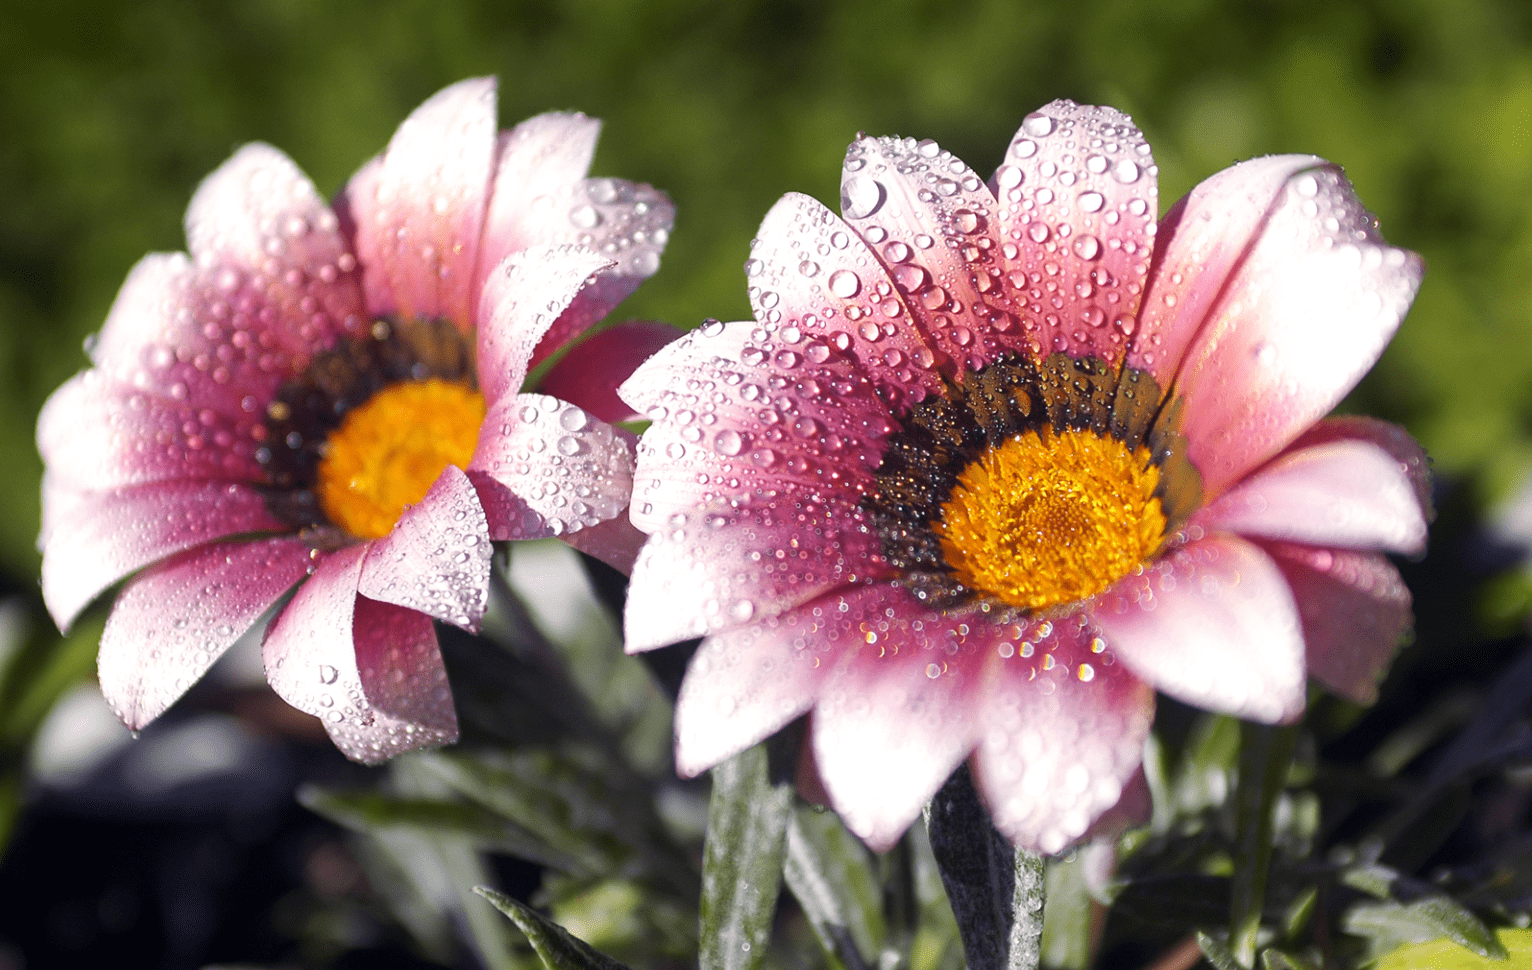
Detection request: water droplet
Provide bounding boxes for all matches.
[883,241,911,263]
[558,407,589,432]
[893,263,929,293]
[1078,191,1105,213]
[319,665,339,685]
[1072,235,1101,260]
[714,429,745,456]
[798,259,820,277]
[842,175,887,219]
[1022,112,1055,137]
[557,436,583,456]
[569,204,600,229]
[1028,223,1050,243]
[1111,158,1141,184]
[828,269,861,298]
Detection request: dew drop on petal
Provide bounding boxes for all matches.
[1021,111,1055,137]
[714,429,744,456]
[828,269,861,298]
[842,175,887,220]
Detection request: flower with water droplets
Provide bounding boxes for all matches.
[38,78,677,763]
[620,101,1429,853]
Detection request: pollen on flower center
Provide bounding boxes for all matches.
[316,378,486,539]
[934,429,1166,612]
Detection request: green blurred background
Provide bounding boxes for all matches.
[1,0,1530,798]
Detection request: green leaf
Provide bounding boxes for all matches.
[476,887,635,970]
[1340,863,1400,900]
[297,785,582,873]
[924,765,1044,970]
[699,735,796,970]
[1196,930,1243,970]
[1344,899,1507,960]
[1376,929,1532,969]
[1230,723,1299,967]
[1172,714,1243,816]
[783,807,883,970]
[1040,852,1093,970]
[1261,949,1321,970]
[417,748,671,883]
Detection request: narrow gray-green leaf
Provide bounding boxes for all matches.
[1261,949,1321,970]
[1196,931,1243,970]
[925,765,1043,970]
[1340,863,1399,900]
[1344,899,1508,960]
[1230,723,1298,968]
[784,808,882,970]
[297,784,579,872]
[476,887,635,970]
[700,736,796,970]
[1040,852,1093,970]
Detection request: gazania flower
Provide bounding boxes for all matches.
[38,78,675,763]
[620,102,1428,852]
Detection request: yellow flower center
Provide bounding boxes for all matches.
[316,378,486,539]
[934,429,1166,612]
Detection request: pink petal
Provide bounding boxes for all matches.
[352,595,458,745]
[618,317,757,413]
[559,510,648,575]
[1262,540,1411,705]
[1287,416,1432,517]
[331,155,394,316]
[1091,533,1307,723]
[1167,162,1424,498]
[536,321,683,424]
[84,253,310,415]
[624,491,886,653]
[512,192,673,373]
[626,347,891,532]
[37,369,267,491]
[41,480,285,632]
[474,112,603,298]
[476,113,674,364]
[181,142,368,349]
[475,245,615,403]
[359,464,492,630]
[1195,438,1428,555]
[808,584,992,850]
[263,546,457,764]
[671,600,844,775]
[343,78,498,327]
[97,537,313,729]
[990,101,1160,366]
[1132,155,1321,386]
[970,613,1155,854]
[465,470,552,542]
[840,135,1021,373]
[745,193,947,411]
[469,392,634,537]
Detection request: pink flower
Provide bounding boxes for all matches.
[38,78,676,763]
[620,102,1428,853]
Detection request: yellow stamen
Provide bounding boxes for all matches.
[316,378,486,539]
[935,429,1166,612]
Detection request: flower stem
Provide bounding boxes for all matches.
[925,765,1045,970]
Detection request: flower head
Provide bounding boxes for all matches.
[621,102,1428,853]
[38,78,676,763]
